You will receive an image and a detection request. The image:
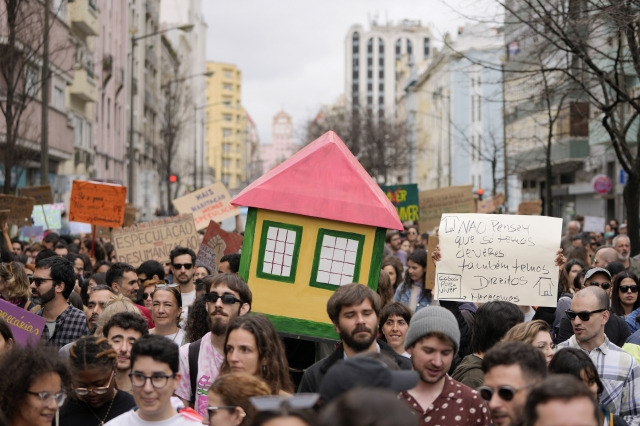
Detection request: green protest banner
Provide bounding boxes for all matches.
[380,184,419,223]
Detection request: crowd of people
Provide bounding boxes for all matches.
[0,214,639,425]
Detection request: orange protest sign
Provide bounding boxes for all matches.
[68,180,127,227]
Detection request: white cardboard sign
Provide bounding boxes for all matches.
[436,213,562,307]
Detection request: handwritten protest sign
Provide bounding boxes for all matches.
[419,185,475,233]
[69,181,127,227]
[111,214,199,267]
[436,213,562,307]
[173,183,240,231]
[583,216,605,233]
[0,194,35,226]
[0,298,45,346]
[518,200,542,215]
[31,203,64,230]
[381,184,419,223]
[19,185,53,205]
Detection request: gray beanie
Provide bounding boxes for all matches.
[404,306,460,353]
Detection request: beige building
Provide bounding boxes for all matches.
[205,61,245,190]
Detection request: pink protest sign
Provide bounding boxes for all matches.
[0,298,45,346]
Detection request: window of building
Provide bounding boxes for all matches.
[223,143,231,153]
[223,128,232,138]
[53,84,64,110]
[471,134,475,160]
[223,70,233,78]
[73,115,83,147]
[256,221,302,283]
[223,114,232,122]
[222,159,229,170]
[406,39,413,59]
[310,229,364,289]
[223,83,233,91]
[395,39,402,61]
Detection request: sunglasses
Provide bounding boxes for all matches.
[478,384,530,402]
[172,263,193,270]
[203,292,242,305]
[32,277,55,287]
[588,281,611,290]
[620,285,639,293]
[143,292,153,299]
[565,308,607,322]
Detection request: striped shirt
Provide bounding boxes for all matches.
[558,335,640,426]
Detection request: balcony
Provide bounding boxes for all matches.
[69,67,98,103]
[68,0,99,37]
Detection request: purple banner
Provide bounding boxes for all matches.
[0,298,45,346]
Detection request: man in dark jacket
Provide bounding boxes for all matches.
[298,283,412,393]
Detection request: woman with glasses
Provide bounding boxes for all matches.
[221,315,294,396]
[0,343,71,426]
[610,271,640,317]
[503,320,556,366]
[0,261,33,311]
[140,279,163,310]
[204,372,271,426]
[60,336,135,425]
[150,286,186,346]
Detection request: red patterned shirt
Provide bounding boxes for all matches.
[399,375,491,426]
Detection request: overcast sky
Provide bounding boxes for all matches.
[202,0,499,145]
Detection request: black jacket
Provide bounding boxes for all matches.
[297,339,412,393]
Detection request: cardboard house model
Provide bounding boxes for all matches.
[231,131,403,340]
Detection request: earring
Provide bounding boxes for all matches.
[262,365,267,375]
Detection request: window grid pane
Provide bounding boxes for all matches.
[262,226,296,278]
[316,235,359,285]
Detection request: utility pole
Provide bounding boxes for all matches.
[40,0,50,185]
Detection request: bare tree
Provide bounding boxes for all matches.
[0,0,71,193]
[305,106,409,185]
[495,0,640,251]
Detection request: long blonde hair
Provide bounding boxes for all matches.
[0,261,30,301]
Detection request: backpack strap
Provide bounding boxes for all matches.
[188,338,202,405]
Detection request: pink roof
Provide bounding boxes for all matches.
[232,131,403,230]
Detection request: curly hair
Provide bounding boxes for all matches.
[503,320,551,345]
[0,344,72,422]
[221,314,294,394]
[184,296,210,343]
[209,372,271,425]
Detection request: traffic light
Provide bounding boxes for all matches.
[169,174,178,183]
[477,188,484,200]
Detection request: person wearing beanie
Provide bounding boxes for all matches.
[398,306,491,426]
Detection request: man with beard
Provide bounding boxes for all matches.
[106,262,154,328]
[32,256,89,348]
[613,234,640,276]
[175,273,251,417]
[557,286,640,426]
[298,283,412,393]
[169,247,197,326]
[398,306,491,425]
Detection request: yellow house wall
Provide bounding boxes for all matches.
[248,210,377,325]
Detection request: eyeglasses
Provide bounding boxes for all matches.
[203,292,242,305]
[32,277,55,287]
[156,283,179,289]
[128,372,175,389]
[172,263,193,270]
[565,308,607,322]
[26,390,67,407]
[589,281,611,290]
[478,384,530,402]
[75,372,114,396]
[620,285,639,293]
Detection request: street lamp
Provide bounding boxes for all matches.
[127,24,194,204]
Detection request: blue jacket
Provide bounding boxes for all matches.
[393,281,432,312]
